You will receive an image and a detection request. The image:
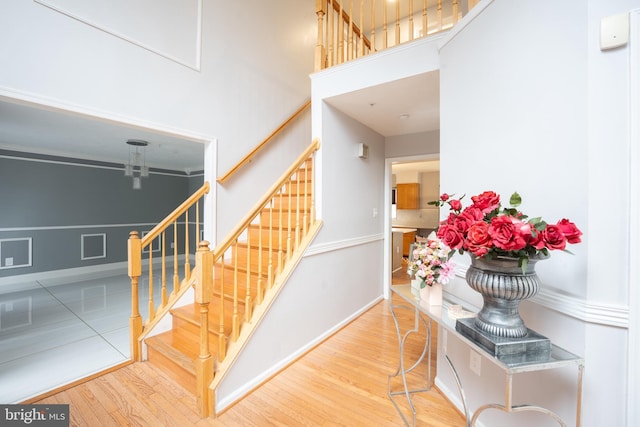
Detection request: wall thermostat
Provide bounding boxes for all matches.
[600,13,629,51]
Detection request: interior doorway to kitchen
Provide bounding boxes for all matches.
[384,154,440,298]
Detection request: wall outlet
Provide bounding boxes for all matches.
[470,350,481,376]
[5,257,13,267]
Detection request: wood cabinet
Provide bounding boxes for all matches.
[396,183,419,209]
[402,231,416,257]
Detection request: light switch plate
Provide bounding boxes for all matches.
[470,349,482,376]
[601,13,629,50]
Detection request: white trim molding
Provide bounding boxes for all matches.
[34,0,203,71]
[304,233,384,257]
[627,8,640,427]
[533,289,629,328]
[455,263,630,328]
[215,295,384,414]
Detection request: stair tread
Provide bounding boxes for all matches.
[171,302,243,332]
[146,333,196,375]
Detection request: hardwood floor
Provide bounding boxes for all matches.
[35,270,465,426]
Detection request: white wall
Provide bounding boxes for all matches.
[0,0,316,240]
[439,0,637,426]
[218,96,387,412]
[386,129,439,158]
[0,0,331,411]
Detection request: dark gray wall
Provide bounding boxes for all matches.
[0,154,204,277]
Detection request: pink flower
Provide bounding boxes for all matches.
[438,260,456,284]
[407,237,455,287]
[440,193,450,201]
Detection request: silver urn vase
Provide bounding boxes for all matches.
[466,255,545,338]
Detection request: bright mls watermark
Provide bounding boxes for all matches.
[1,405,69,426]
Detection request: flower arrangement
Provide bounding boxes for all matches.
[407,234,456,288]
[430,191,583,271]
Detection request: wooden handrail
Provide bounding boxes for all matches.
[128,181,210,361]
[141,181,210,247]
[128,137,321,416]
[217,99,311,184]
[205,138,322,411]
[214,138,320,257]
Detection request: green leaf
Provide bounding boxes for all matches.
[510,192,522,207]
[519,256,528,274]
[504,208,518,216]
[535,221,548,231]
[528,216,542,225]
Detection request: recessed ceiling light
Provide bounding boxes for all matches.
[399,113,410,120]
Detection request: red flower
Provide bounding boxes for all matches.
[557,219,583,244]
[541,225,567,250]
[465,221,493,257]
[449,199,463,211]
[437,224,464,250]
[462,206,485,222]
[451,211,477,234]
[432,191,582,267]
[471,191,501,214]
[529,228,546,250]
[488,215,527,251]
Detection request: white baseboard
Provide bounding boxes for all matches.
[435,375,488,427]
[0,261,128,289]
[215,295,384,413]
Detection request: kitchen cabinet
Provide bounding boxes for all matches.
[396,183,419,209]
[392,232,403,271]
[402,231,416,257]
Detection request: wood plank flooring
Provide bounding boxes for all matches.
[35,272,465,426]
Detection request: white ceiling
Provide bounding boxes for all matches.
[0,97,205,173]
[325,70,440,137]
[0,70,438,173]
[325,70,440,174]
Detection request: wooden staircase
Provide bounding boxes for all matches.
[133,149,321,417]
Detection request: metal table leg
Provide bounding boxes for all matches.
[388,303,431,426]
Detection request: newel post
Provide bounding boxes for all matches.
[315,0,327,71]
[128,231,143,361]
[195,240,214,418]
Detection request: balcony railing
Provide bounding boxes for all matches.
[315,0,480,71]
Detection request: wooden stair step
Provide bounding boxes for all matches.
[171,302,239,337]
[145,331,197,393]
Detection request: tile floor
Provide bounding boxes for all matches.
[0,270,144,403]
[1,267,409,403]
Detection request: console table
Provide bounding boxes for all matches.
[388,284,584,427]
